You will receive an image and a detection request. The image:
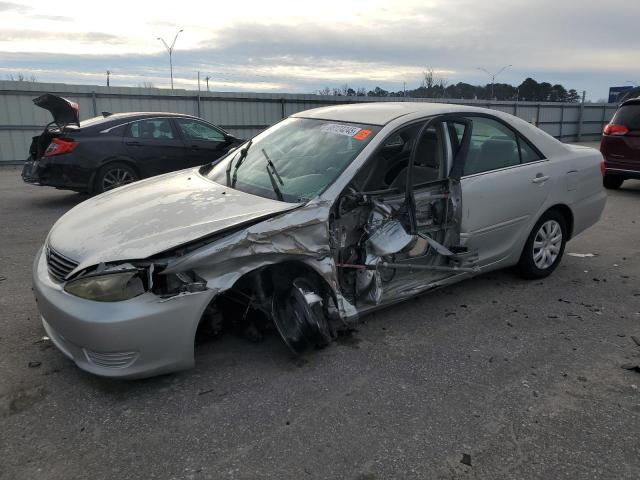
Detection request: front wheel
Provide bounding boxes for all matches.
[94,162,138,194]
[603,174,624,189]
[515,210,567,279]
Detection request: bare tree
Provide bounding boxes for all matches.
[423,67,435,90]
[317,87,331,96]
[7,72,37,82]
[138,81,155,89]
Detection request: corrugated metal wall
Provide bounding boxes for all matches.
[0,80,618,163]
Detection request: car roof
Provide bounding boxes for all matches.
[292,102,507,126]
[77,112,206,129]
[620,98,640,107]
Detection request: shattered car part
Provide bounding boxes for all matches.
[32,102,606,378]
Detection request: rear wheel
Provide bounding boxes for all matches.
[94,162,138,194]
[603,174,624,189]
[516,210,567,279]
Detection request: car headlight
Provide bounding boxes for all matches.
[64,270,147,302]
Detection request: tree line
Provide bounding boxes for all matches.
[317,71,582,102]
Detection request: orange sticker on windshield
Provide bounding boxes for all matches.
[353,129,372,140]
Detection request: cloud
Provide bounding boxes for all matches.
[0,1,27,12]
[0,30,127,44]
[0,0,638,98]
[28,14,73,21]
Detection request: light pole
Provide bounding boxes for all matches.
[477,64,512,100]
[157,29,183,90]
[205,76,210,92]
[106,70,111,87]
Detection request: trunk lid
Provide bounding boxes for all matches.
[33,93,80,128]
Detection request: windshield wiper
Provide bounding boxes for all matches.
[262,148,284,201]
[226,140,252,187]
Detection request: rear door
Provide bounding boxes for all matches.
[448,115,550,267]
[173,118,231,167]
[122,117,187,177]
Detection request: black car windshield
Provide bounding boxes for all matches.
[207,117,380,202]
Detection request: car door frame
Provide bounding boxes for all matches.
[334,114,475,307]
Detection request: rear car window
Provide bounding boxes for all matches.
[128,119,175,139]
[611,104,640,130]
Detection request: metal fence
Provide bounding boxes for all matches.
[0,80,617,164]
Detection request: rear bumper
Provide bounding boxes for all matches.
[604,167,640,180]
[21,157,91,191]
[32,246,216,379]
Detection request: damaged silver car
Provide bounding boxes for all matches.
[32,102,606,378]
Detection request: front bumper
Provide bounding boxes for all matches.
[32,246,216,379]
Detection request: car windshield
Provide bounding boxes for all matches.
[207,117,380,202]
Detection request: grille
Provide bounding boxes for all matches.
[83,349,139,369]
[46,246,79,282]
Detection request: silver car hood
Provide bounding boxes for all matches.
[48,169,297,270]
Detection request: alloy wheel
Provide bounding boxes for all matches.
[102,168,135,191]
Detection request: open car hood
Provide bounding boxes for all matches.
[33,93,80,127]
[48,169,298,271]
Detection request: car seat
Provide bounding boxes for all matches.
[158,121,173,139]
[390,131,442,189]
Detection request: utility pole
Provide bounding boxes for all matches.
[106,70,111,87]
[477,65,512,100]
[157,29,183,90]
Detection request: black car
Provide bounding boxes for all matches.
[22,94,243,193]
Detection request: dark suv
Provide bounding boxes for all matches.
[601,98,640,189]
[22,94,242,193]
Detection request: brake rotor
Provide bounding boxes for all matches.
[272,278,331,354]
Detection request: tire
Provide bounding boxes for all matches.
[94,162,138,194]
[603,174,624,190]
[515,210,567,279]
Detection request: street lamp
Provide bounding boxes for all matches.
[157,29,183,90]
[477,64,512,100]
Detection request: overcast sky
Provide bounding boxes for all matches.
[1,0,638,99]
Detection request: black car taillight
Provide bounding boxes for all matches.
[44,138,78,157]
[603,124,629,136]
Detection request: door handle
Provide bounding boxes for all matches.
[190,145,200,150]
[532,173,549,184]
[125,140,142,146]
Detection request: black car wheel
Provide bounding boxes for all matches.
[95,162,138,193]
[516,210,567,279]
[603,174,624,190]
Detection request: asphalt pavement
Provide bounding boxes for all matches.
[1,163,639,480]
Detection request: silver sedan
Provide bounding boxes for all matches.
[32,102,606,378]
